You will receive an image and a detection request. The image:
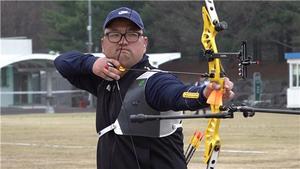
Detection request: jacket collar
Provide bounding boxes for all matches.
[131,54,149,69]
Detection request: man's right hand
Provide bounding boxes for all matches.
[92,57,122,81]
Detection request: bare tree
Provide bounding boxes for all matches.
[1,1,56,52]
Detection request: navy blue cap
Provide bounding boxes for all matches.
[103,7,144,30]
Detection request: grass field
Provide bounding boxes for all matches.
[1,112,299,169]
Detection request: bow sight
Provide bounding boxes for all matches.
[205,41,259,79]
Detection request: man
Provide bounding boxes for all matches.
[54,7,234,169]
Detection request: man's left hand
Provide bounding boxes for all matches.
[203,77,235,101]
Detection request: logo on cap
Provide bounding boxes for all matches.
[118,10,129,15]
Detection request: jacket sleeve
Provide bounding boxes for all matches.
[54,51,103,96]
[145,72,209,112]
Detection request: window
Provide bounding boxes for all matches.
[298,64,300,87]
[1,67,8,87]
[291,63,300,87]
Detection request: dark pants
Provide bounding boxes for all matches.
[97,130,187,169]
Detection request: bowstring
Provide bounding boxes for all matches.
[114,9,141,169]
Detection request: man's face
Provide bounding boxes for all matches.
[101,19,148,69]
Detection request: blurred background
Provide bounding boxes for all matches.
[1,1,300,169]
[1,1,300,114]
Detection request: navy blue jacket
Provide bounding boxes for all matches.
[54,51,208,112]
[54,51,209,169]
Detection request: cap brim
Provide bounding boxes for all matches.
[103,16,143,30]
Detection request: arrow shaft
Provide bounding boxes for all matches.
[127,68,211,77]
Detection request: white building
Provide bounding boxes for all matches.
[1,38,181,112]
[285,52,300,108]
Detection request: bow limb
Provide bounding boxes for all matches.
[201,5,224,112]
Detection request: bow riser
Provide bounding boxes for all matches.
[201,4,223,167]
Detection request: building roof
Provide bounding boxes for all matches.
[0,53,181,69]
[285,52,300,60]
[0,53,57,68]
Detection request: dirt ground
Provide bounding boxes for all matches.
[1,112,299,169]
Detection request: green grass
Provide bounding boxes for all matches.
[1,112,300,169]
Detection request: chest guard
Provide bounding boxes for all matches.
[102,71,182,138]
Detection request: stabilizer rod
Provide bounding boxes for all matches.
[227,106,300,115]
[130,106,300,123]
[130,112,233,123]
